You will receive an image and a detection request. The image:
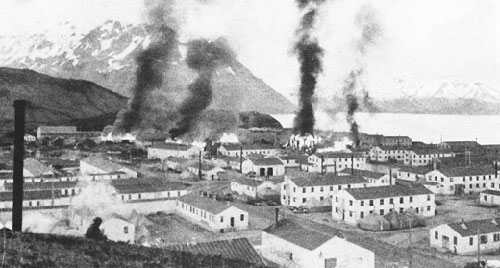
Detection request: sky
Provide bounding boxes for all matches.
[0,0,499,100]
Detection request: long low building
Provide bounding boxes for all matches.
[281,173,368,208]
[430,218,500,255]
[425,165,498,195]
[261,219,374,268]
[307,152,367,173]
[332,184,435,226]
[175,194,249,232]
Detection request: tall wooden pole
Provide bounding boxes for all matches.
[12,100,26,232]
[478,229,481,266]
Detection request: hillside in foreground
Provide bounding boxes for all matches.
[0,231,268,268]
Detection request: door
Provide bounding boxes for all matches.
[267,167,273,176]
[230,217,235,227]
[260,168,265,176]
[442,236,449,248]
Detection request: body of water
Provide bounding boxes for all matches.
[272,112,500,145]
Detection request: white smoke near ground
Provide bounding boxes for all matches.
[68,181,127,219]
[101,132,137,143]
[288,134,322,150]
[219,133,239,143]
[316,137,353,153]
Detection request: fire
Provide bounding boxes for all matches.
[288,134,322,150]
[219,133,239,143]
[101,132,137,143]
[316,137,353,153]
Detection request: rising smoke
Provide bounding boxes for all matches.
[113,2,176,134]
[342,4,382,147]
[169,38,234,139]
[293,0,325,136]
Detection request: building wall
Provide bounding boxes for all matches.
[426,170,498,195]
[332,190,435,226]
[430,225,500,255]
[175,200,248,232]
[404,152,455,166]
[261,232,316,268]
[281,178,366,208]
[397,171,426,182]
[231,181,257,198]
[314,237,374,268]
[241,161,285,177]
[307,155,367,173]
[80,161,107,175]
[480,192,500,206]
[218,147,279,157]
[369,147,407,162]
[147,147,198,159]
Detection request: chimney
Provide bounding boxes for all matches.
[461,219,467,229]
[12,100,26,232]
[275,207,279,226]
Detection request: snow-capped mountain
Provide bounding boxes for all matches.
[374,79,500,103]
[0,20,295,114]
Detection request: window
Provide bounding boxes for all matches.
[435,231,438,239]
[494,233,500,242]
[361,201,364,206]
[380,199,384,205]
[427,206,431,211]
[409,197,413,203]
[320,186,324,192]
[360,212,364,218]
[389,198,393,204]
[380,209,384,216]
[138,194,141,199]
[320,196,324,201]
[293,187,296,192]
[485,195,488,201]
[427,195,431,201]
[338,185,341,190]
[399,208,404,213]
[349,211,353,217]
[124,226,129,234]
[128,194,132,200]
[454,237,457,245]
[349,200,353,206]
[240,214,244,221]
[311,187,314,193]
[303,188,306,193]
[302,198,306,203]
[481,235,487,244]
[470,237,473,245]
[330,186,333,191]
[121,195,124,201]
[400,197,404,204]
[369,200,373,206]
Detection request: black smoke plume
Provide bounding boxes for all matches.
[169,39,234,139]
[113,3,176,134]
[342,5,382,147]
[293,0,325,136]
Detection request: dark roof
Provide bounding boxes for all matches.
[150,142,192,151]
[178,194,241,214]
[111,179,188,194]
[373,146,410,151]
[411,149,453,155]
[441,141,481,146]
[339,168,386,179]
[447,218,500,237]
[482,190,500,196]
[289,173,367,187]
[221,143,278,151]
[217,171,246,181]
[313,152,364,159]
[5,181,78,191]
[0,190,61,201]
[397,166,433,174]
[248,157,283,166]
[81,156,130,173]
[264,219,342,250]
[165,238,265,266]
[346,184,432,200]
[436,165,496,177]
[234,178,266,187]
[23,158,53,177]
[385,136,411,140]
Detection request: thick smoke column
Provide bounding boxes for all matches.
[113,2,176,133]
[169,39,234,139]
[343,4,382,147]
[293,0,325,136]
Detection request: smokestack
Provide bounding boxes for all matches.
[334,160,337,175]
[240,145,243,173]
[12,100,26,232]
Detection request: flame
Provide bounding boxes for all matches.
[101,132,137,142]
[219,133,239,143]
[317,137,353,153]
[191,141,206,150]
[288,134,322,150]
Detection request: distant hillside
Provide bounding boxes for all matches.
[0,67,127,133]
[0,21,296,114]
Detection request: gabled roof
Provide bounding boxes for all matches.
[150,142,193,151]
[372,146,410,151]
[482,189,500,196]
[339,168,386,179]
[385,135,411,140]
[0,190,61,201]
[440,141,481,146]
[447,218,500,237]
[397,166,433,175]
[435,165,496,177]
[5,181,78,191]
[312,152,364,159]
[288,173,367,187]
[264,219,342,251]
[178,194,241,215]
[234,178,266,187]
[345,184,432,200]
[247,157,283,166]
[411,149,453,155]
[165,238,265,266]
[221,143,277,151]
[81,156,131,173]
[188,162,221,171]
[24,158,53,177]
[37,126,77,134]
[111,179,188,194]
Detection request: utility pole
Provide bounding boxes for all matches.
[408,219,413,268]
[12,100,26,232]
[478,229,481,266]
